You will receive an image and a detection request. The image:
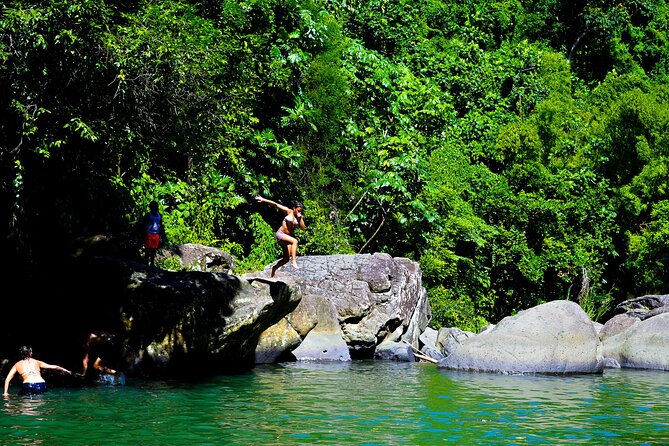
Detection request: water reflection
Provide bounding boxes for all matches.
[2,394,50,418]
[1,395,53,446]
[445,370,599,409]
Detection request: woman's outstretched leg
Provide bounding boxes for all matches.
[271,258,289,277]
[272,244,290,277]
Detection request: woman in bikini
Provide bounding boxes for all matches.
[3,346,71,396]
[255,195,307,277]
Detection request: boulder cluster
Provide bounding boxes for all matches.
[70,242,669,377]
[79,248,430,376]
[432,296,669,374]
[251,252,429,364]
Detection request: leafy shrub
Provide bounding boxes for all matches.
[235,213,281,273]
[428,285,489,333]
[158,255,183,271]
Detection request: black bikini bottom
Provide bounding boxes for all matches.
[19,381,47,395]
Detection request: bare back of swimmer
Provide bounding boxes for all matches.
[3,346,71,396]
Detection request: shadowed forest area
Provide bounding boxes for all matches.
[2,0,669,342]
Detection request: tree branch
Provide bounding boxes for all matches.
[345,190,367,221]
[358,213,386,254]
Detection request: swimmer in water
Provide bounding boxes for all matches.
[81,332,124,385]
[3,346,71,396]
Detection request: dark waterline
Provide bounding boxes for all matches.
[2,361,668,445]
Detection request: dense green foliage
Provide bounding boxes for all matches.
[3,0,669,332]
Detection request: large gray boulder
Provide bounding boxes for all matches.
[81,256,302,376]
[251,253,430,361]
[601,313,669,370]
[438,300,602,374]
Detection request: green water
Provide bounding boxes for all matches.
[2,361,668,445]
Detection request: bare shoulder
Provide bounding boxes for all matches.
[37,360,55,368]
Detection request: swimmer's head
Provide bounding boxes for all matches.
[19,346,32,359]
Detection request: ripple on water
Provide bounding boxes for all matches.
[2,363,669,445]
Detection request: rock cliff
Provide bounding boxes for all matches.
[249,253,430,362]
[50,246,430,378]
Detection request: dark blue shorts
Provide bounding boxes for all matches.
[19,382,47,396]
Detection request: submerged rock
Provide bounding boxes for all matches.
[374,340,415,362]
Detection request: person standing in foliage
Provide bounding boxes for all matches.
[3,346,71,396]
[255,195,307,277]
[143,200,165,269]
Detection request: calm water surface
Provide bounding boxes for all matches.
[1,361,668,445]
